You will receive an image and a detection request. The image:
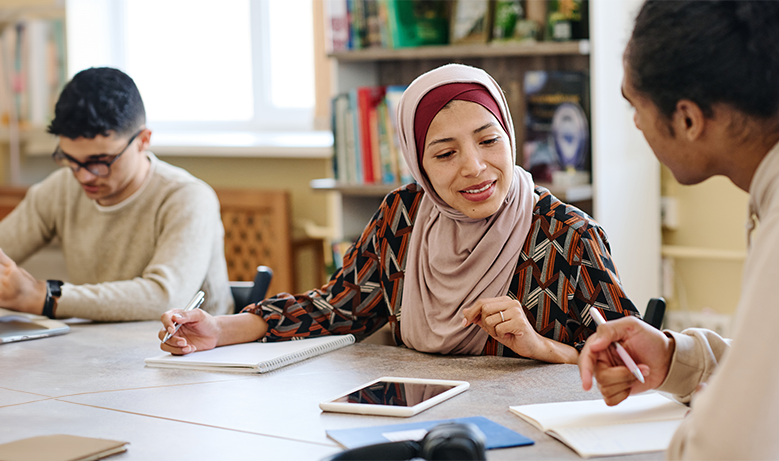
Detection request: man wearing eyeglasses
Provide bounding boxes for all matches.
[0,67,233,321]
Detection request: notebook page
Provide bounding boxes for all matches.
[548,419,683,458]
[509,393,687,431]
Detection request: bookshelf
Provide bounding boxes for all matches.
[329,40,588,61]
[316,41,592,241]
[314,1,661,317]
[0,2,67,185]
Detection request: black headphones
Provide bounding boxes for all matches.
[322,422,486,461]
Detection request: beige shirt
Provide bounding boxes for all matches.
[0,152,233,320]
[658,140,779,460]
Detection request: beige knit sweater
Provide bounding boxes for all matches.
[658,140,779,460]
[0,152,233,320]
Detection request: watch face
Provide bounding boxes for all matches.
[47,280,63,297]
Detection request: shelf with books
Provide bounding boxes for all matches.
[310,178,398,197]
[328,40,589,62]
[318,0,599,243]
[317,0,662,317]
[0,4,67,184]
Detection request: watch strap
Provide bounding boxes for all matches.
[43,280,63,319]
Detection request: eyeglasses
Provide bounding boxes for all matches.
[52,129,144,178]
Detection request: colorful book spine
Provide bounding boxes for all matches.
[330,85,413,186]
[326,0,350,52]
[0,17,67,128]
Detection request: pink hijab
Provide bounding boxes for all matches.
[397,63,536,355]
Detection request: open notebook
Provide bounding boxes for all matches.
[145,334,355,373]
[509,393,688,458]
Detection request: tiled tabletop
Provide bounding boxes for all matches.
[0,321,663,461]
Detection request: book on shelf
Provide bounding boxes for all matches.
[546,0,589,42]
[0,17,67,129]
[327,0,449,51]
[385,0,449,48]
[523,70,591,189]
[492,0,540,43]
[331,85,409,186]
[325,0,350,52]
[384,85,412,184]
[356,86,386,184]
[327,0,588,52]
[509,393,688,458]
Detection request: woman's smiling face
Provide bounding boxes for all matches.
[421,100,514,219]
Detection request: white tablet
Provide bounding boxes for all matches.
[0,313,70,344]
[319,376,469,417]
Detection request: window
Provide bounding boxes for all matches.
[66,0,315,133]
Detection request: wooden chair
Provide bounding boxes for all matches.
[215,188,294,297]
[0,186,28,221]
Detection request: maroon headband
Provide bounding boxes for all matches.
[414,83,508,167]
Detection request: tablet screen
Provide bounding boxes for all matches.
[0,320,45,335]
[332,381,457,407]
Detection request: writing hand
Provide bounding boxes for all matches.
[579,316,674,405]
[158,308,220,355]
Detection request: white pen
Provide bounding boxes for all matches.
[161,291,205,344]
[589,306,645,384]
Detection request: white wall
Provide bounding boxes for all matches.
[591,0,662,313]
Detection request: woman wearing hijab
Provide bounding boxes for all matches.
[158,64,639,363]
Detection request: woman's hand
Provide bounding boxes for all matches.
[158,309,270,355]
[462,296,544,358]
[158,308,220,355]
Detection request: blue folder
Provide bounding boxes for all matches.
[326,415,534,450]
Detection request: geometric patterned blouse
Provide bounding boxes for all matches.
[244,183,640,357]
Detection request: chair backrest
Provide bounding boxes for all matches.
[0,186,28,221]
[248,265,273,305]
[230,265,274,313]
[215,188,293,297]
[644,297,666,330]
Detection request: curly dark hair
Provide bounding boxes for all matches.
[47,67,146,139]
[626,1,779,121]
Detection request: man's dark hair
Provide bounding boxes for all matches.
[47,67,146,139]
[626,1,779,120]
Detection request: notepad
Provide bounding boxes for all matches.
[145,334,355,373]
[0,434,128,461]
[509,393,688,458]
[326,416,534,450]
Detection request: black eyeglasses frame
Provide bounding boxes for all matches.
[52,129,144,178]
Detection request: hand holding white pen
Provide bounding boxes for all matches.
[588,307,645,384]
[161,291,205,344]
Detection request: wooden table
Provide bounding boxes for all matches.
[0,321,663,460]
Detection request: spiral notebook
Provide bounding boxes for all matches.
[145,334,355,373]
